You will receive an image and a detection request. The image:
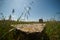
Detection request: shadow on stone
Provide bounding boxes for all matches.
[13,28,50,40]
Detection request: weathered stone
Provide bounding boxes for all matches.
[11,23,46,33]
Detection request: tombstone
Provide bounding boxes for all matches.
[39,19,43,23]
[12,23,50,40]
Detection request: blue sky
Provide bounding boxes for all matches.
[0,0,60,21]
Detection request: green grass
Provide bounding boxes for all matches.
[0,20,14,40]
[45,21,60,40]
[0,20,60,40]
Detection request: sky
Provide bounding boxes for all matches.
[0,0,60,21]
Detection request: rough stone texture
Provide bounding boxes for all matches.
[11,23,50,40]
[11,23,46,33]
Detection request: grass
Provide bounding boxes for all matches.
[0,20,60,40]
[0,20,14,40]
[45,21,60,40]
